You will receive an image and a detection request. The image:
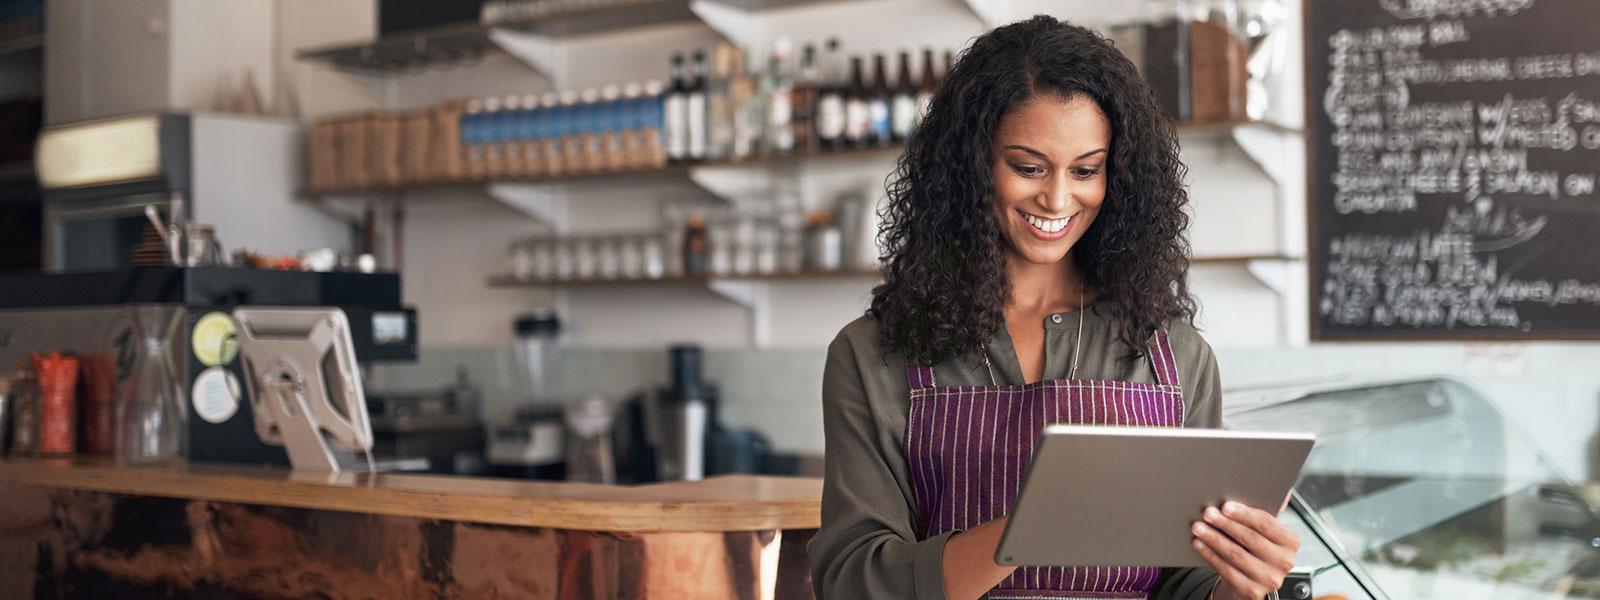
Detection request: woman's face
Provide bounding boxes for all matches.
[989,94,1111,268]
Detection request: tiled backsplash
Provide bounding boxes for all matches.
[369,345,829,456]
[373,341,1600,481]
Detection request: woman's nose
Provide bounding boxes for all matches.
[1038,173,1075,214]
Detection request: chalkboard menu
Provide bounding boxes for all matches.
[1308,0,1600,339]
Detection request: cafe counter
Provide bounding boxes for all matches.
[0,458,822,599]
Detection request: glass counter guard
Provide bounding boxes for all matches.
[1225,378,1600,600]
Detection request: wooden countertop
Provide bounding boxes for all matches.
[0,458,822,532]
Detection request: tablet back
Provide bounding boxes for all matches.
[995,425,1314,567]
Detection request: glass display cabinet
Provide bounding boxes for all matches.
[1226,378,1600,600]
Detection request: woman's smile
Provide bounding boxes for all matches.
[1019,210,1075,238]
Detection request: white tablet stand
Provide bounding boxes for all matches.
[232,308,374,472]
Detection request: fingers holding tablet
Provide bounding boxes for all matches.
[1191,501,1300,600]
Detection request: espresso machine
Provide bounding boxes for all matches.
[612,345,769,483]
[0,268,417,468]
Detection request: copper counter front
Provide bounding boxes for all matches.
[0,458,821,599]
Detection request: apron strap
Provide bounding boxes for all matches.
[906,361,937,390]
[1146,330,1182,389]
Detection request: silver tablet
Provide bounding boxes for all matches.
[995,425,1314,568]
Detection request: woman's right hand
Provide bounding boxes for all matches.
[941,515,1021,600]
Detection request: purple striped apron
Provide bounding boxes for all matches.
[903,331,1187,599]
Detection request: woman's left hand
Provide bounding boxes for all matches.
[1190,500,1300,600]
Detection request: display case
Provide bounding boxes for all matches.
[1226,378,1600,599]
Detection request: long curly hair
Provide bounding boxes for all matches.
[870,15,1197,366]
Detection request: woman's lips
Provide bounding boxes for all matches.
[1019,210,1073,241]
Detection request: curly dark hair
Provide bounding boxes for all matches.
[869,15,1197,366]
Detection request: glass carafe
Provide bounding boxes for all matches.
[114,306,185,463]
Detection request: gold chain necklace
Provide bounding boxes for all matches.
[984,286,1085,385]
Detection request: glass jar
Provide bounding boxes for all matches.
[643,235,667,279]
[114,306,185,464]
[553,239,575,280]
[596,236,621,280]
[510,241,534,280]
[574,238,599,279]
[530,239,555,281]
[619,236,645,280]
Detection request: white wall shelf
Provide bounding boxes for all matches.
[489,268,881,347]
[300,142,906,225]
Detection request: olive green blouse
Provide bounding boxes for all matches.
[808,305,1224,599]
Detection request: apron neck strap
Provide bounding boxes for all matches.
[909,332,1179,390]
[1146,330,1182,388]
[906,361,937,390]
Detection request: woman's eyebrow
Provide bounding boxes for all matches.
[1002,145,1107,161]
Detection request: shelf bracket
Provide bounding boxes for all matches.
[706,279,769,347]
[685,164,768,204]
[486,27,561,87]
[1243,257,1309,347]
[313,67,390,104]
[1244,257,1292,296]
[689,0,759,46]
[1230,123,1298,189]
[484,182,567,233]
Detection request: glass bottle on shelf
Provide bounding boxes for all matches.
[114,306,184,464]
[600,85,625,172]
[560,90,585,174]
[528,92,553,178]
[764,38,795,156]
[687,50,710,162]
[642,80,668,168]
[579,88,603,173]
[461,98,486,180]
[816,38,847,151]
[620,83,643,169]
[793,43,820,153]
[482,96,506,178]
[869,53,892,146]
[891,50,918,141]
[665,53,690,164]
[707,43,738,161]
[540,92,563,176]
[683,213,711,275]
[846,56,870,147]
[732,45,762,160]
[501,95,525,178]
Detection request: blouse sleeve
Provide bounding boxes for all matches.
[807,329,956,600]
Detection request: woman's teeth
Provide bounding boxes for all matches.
[1023,213,1070,233]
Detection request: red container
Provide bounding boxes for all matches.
[33,352,80,456]
[78,354,117,455]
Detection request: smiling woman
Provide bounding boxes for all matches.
[807,15,1299,600]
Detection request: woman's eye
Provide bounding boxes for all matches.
[1073,167,1101,179]
[1011,164,1043,177]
